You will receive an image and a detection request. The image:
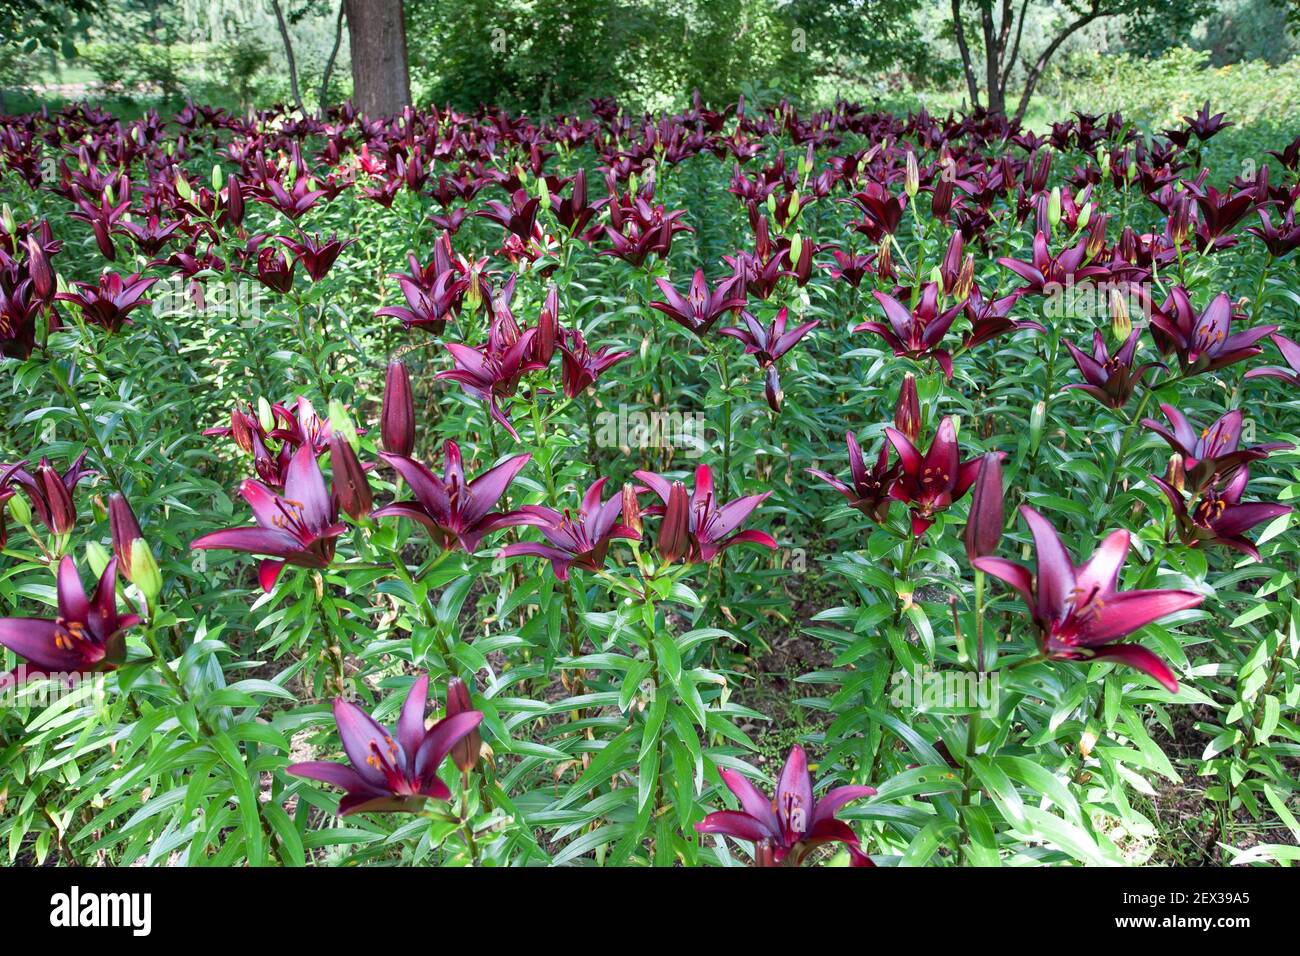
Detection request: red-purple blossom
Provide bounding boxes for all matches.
[973,506,1204,692]
[807,431,898,524]
[633,464,777,564]
[1141,405,1291,492]
[1062,329,1160,409]
[373,442,534,553]
[55,272,158,332]
[649,269,746,337]
[1151,468,1291,562]
[695,744,875,867]
[1244,333,1300,386]
[274,232,355,282]
[1143,289,1275,375]
[885,416,990,537]
[498,477,641,580]
[0,556,140,685]
[854,284,959,379]
[287,674,484,815]
[557,327,631,398]
[190,442,347,591]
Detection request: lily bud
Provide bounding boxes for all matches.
[658,481,690,563]
[257,396,275,434]
[535,286,558,365]
[621,483,642,536]
[1048,187,1062,228]
[1165,453,1186,495]
[25,235,53,301]
[381,360,415,456]
[175,172,192,201]
[1085,212,1108,259]
[446,677,482,772]
[7,489,31,526]
[328,399,360,451]
[85,541,111,578]
[128,538,163,604]
[904,151,919,197]
[211,163,223,192]
[764,364,783,412]
[876,239,894,281]
[953,253,975,302]
[329,434,372,520]
[1029,401,1046,454]
[108,492,144,571]
[1076,202,1092,231]
[964,452,1004,561]
[895,373,921,442]
[1109,288,1132,340]
[38,461,76,534]
[788,233,803,268]
[225,174,245,226]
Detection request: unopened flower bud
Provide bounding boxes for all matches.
[621,483,642,537]
[1165,454,1186,495]
[129,537,163,604]
[1048,187,1062,227]
[446,677,482,772]
[1110,288,1132,340]
[964,452,1004,561]
[7,489,32,526]
[257,396,275,434]
[658,481,690,564]
[329,434,372,520]
[894,373,921,441]
[381,360,415,456]
[1029,401,1046,454]
[904,151,919,197]
[85,541,111,578]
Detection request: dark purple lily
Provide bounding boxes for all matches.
[649,269,746,337]
[557,327,632,399]
[1152,468,1291,562]
[855,285,959,379]
[274,232,355,282]
[54,272,158,332]
[373,442,534,553]
[885,415,991,537]
[190,442,346,591]
[633,465,777,564]
[287,674,484,816]
[997,231,1109,297]
[973,506,1204,692]
[1145,289,1275,375]
[1062,329,1161,409]
[719,306,818,411]
[695,744,875,867]
[0,556,140,685]
[1141,405,1291,492]
[807,431,898,525]
[498,477,640,580]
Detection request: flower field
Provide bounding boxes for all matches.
[1,96,1298,868]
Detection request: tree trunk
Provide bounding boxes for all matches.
[320,1,346,114]
[270,0,304,112]
[344,0,411,118]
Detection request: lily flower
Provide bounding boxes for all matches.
[649,269,746,337]
[253,246,296,294]
[1147,290,1275,375]
[498,477,641,580]
[557,328,632,399]
[8,453,94,535]
[274,232,355,282]
[437,315,546,440]
[885,416,990,537]
[997,231,1109,297]
[1151,468,1291,561]
[854,285,959,379]
[1063,329,1161,409]
[0,556,140,684]
[1141,405,1291,492]
[807,431,898,524]
[373,442,534,553]
[633,464,777,564]
[973,506,1203,692]
[695,744,875,867]
[287,674,484,816]
[958,288,1043,350]
[719,306,818,411]
[190,443,346,591]
[54,272,158,332]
